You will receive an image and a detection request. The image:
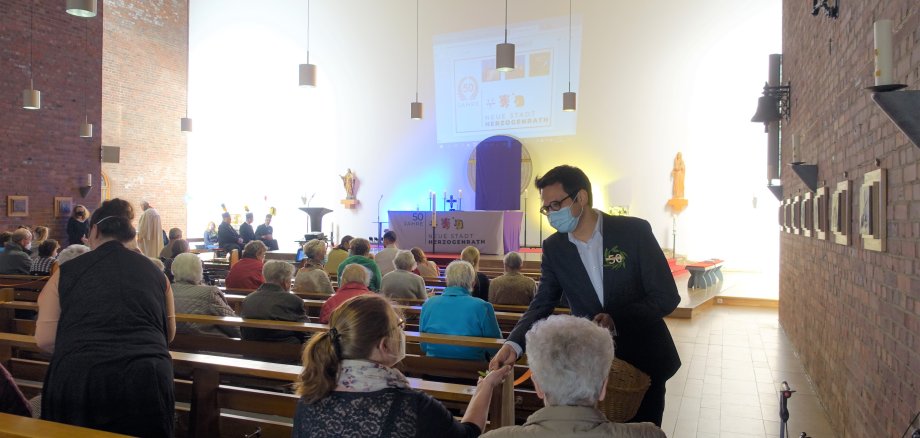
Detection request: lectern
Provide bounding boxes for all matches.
[299,207,332,233]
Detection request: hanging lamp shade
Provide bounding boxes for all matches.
[496,43,515,72]
[299,63,316,87]
[563,91,576,112]
[80,117,93,138]
[410,101,423,120]
[66,0,97,17]
[23,82,41,110]
[181,117,193,132]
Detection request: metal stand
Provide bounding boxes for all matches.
[779,381,796,438]
[671,215,677,258]
[522,195,527,247]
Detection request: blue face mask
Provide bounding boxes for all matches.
[548,205,581,233]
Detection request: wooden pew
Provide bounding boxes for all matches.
[0,333,513,438]
[0,412,130,437]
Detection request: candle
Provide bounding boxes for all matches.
[459,189,463,199]
[874,19,893,86]
[524,189,527,198]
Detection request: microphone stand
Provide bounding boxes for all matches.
[376,195,384,248]
[779,381,796,438]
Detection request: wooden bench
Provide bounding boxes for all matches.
[685,259,724,289]
[0,412,130,437]
[0,333,515,438]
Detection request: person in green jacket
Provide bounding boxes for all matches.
[336,238,382,291]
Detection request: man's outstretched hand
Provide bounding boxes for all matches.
[489,343,518,371]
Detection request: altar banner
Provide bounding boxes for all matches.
[388,211,522,255]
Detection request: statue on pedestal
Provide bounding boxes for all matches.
[667,152,688,214]
[340,169,357,200]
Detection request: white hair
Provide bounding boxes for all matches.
[445,260,475,291]
[56,245,91,264]
[503,251,523,271]
[302,239,327,262]
[393,250,417,271]
[148,257,165,271]
[262,260,295,286]
[172,253,203,284]
[340,263,370,286]
[525,314,615,406]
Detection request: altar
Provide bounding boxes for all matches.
[388,210,523,255]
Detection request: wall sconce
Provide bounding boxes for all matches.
[811,0,838,19]
[751,82,792,124]
[79,173,93,198]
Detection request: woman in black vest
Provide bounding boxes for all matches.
[36,198,176,437]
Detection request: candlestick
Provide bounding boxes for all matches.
[459,189,463,199]
[874,19,893,87]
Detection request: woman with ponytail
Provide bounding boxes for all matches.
[293,294,511,437]
[36,198,176,437]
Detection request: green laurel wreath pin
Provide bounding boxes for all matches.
[603,246,627,270]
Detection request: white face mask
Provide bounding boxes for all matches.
[24,243,32,251]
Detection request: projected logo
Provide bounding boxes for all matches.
[457,76,479,101]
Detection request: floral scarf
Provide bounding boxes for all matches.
[335,360,410,392]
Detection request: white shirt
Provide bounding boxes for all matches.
[567,209,605,307]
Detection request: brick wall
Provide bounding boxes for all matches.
[780,1,920,436]
[102,0,188,235]
[0,0,103,243]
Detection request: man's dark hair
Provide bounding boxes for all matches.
[0,232,11,245]
[245,212,254,219]
[535,165,593,206]
[383,231,397,243]
[168,227,183,240]
[39,239,59,258]
[350,238,371,256]
[170,239,190,258]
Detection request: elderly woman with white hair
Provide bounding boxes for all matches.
[171,253,240,338]
[240,260,309,343]
[54,244,90,265]
[293,240,334,294]
[319,264,373,324]
[420,260,502,361]
[482,315,665,438]
[379,250,427,300]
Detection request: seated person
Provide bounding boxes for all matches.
[420,260,501,361]
[171,253,240,338]
[30,239,59,276]
[255,214,279,251]
[380,250,427,300]
[0,229,32,275]
[203,221,219,249]
[240,260,308,343]
[293,294,512,438]
[481,315,666,438]
[411,247,439,278]
[374,230,399,276]
[488,251,536,306]
[461,246,490,302]
[31,226,49,257]
[324,235,352,278]
[161,239,190,282]
[159,227,183,259]
[217,212,243,253]
[55,244,90,265]
[319,264,373,324]
[336,238,382,291]
[240,212,256,246]
[0,231,11,254]
[225,241,267,289]
[293,239,334,294]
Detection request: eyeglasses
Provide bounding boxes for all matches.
[539,192,577,216]
[394,317,406,331]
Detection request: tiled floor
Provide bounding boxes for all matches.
[661,306,834,438]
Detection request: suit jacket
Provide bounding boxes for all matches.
[240,283,309,343]
[239,222,255,245]
[507,213,681,380]
[217,222,240,247]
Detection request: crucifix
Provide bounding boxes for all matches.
[446,195,458,211]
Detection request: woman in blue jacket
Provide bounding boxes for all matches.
[420,260,502,360]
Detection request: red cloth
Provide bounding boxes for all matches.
[225,258,265,290]
[319,282,372,324]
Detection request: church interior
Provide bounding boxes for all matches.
[0,0,918,437]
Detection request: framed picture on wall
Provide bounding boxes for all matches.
[802,192,814,237]
[830,180,851,246]
[54,197,74,218]
[7,196,29,217]
[814,186,828,240]
[859,168,886,252]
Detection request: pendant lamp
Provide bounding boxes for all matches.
[66,0,97,18]
[562,0,576,112]
[299,0,317,87]
[23,0,40,110]
[181,0,192,132]
[410,0,423,119]
[496,0,514,72]
[79,22,93,138]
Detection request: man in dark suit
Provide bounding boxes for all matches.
[217,212,243,254]
[240,212,256,246]
[489,165,680,426]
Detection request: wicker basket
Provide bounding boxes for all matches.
[598,358,651,422]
